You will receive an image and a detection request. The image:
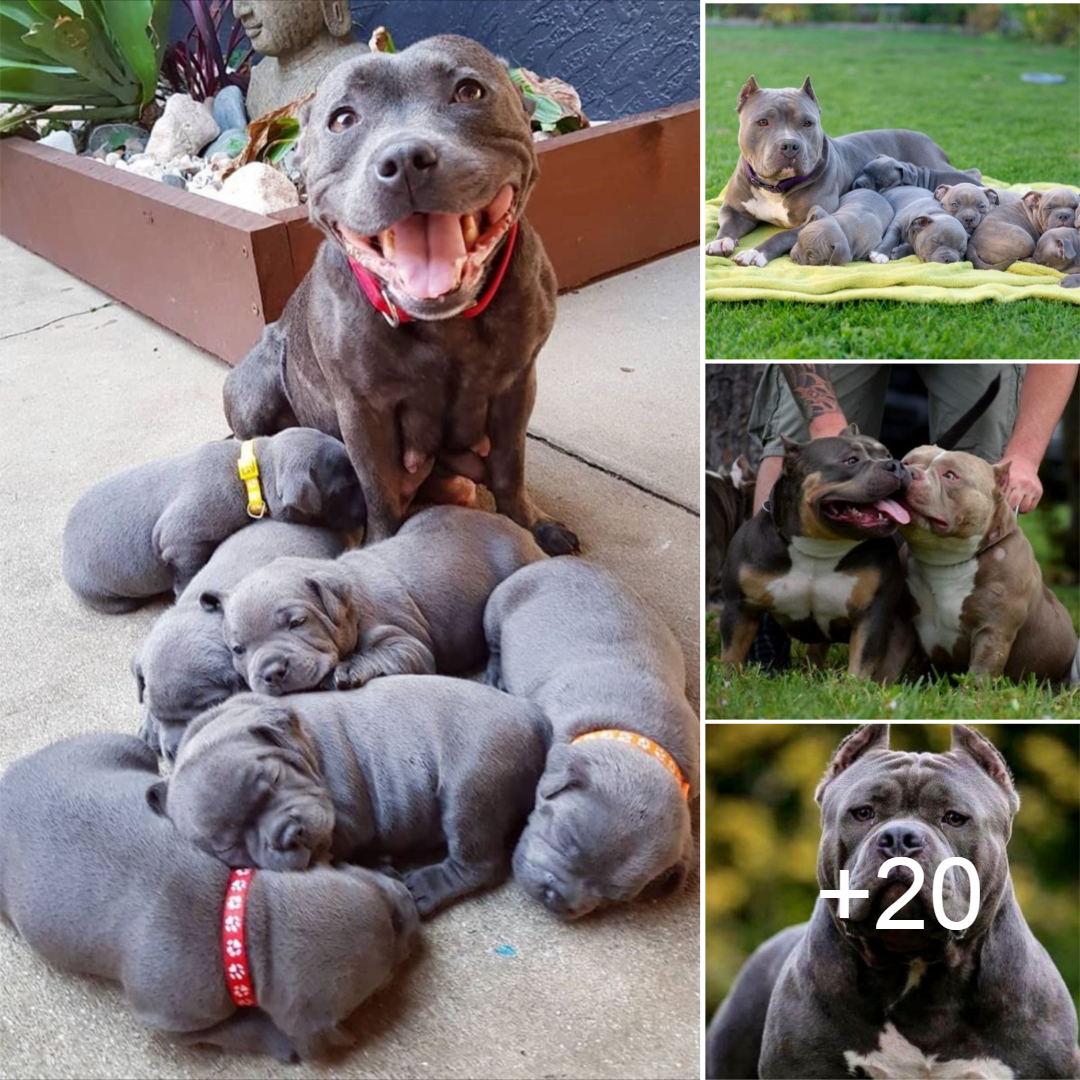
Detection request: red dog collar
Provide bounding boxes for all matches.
[348,221,519,327]
[221,868,257,1008]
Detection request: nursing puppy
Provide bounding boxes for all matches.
[899,445,1079,685]
[483,559,697,919]
[873,186,969,263]
[63,428,363,613]
[851,153,982,192]
[0,734,417,1061]
[1031,226,1080,287]
[967,187,1079,271]
[135,520,351,761]
[219,505,546,696]
[789,189,895,266]
[150,677,549,915]
[933,183,1019,236]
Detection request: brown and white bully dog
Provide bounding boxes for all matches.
[898,447,1079,685]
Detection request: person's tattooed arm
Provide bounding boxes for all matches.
[780,364,849,437]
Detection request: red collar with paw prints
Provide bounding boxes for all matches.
[221,868,257,1007]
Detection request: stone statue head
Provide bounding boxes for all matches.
[232,0,352,57]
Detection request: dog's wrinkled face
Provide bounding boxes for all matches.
[815,725,1018,967]
[267,429,365,533]
[297,35,537,319]
[1034,226,1080,270]
[852,155,918,192]
[909,211,968,263]
[780,426,911,541]
[216,559,357,696]
[934,183,993,235]
[790,208,852,266]
[1025,188,1079,233]
[148,696,335,872]
[513,743,690,920]
[736,75,823,184]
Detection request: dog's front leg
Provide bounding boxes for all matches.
[336,401,406,543]
[486,364,580,555]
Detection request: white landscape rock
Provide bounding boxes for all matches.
[38,130,76,153]
[145,94,219,164]
[202,162,300,215]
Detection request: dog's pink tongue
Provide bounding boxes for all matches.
[874,498,911,525]
[393,212,465,299]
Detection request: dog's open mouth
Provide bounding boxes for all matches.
[900,500,951,533]
[821,497,911,530]
[335,183,516,303]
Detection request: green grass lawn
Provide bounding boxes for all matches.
[704,25,1080,359]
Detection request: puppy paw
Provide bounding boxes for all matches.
[868,251,890,264]
[404,867,446,918]
[533,521,580,557]
[1061,273,1080,288]
[705,236,736,257]
[732,249,767,267]
[332,663,369,690]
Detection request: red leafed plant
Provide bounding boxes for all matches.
[161,0,252,102]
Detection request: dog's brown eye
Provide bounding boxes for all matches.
[851,806,874,822]
[943,811,968,827]
[328,107,357,133]
[757,118,769,126]
[803,119,813,127]
[452,78,484,104]
[288,616,306,630]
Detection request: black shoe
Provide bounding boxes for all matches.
[747,613,791,673]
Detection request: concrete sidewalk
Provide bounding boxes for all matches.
[0,237,700,1080]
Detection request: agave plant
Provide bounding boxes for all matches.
[160,0,252,103]
[0,0,170,133]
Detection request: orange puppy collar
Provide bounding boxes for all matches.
[571,729,690,801]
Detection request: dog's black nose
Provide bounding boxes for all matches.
[276,819,305,851]
[260,657,289,685]
[376,139,439,189]
[778,139,801,157]
[876,825,926,856]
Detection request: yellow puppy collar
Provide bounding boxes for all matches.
[237,440,266,519]
[570,729,690,801]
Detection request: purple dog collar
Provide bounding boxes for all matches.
[746,157,825,193]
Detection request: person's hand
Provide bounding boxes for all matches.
[997,453,1043,513]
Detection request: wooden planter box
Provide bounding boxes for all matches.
[0,100,698,364]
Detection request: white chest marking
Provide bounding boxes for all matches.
[844,1022,1014,1079]
[740,187,795,227]
[906,556,979,657]
[767,539,859,635]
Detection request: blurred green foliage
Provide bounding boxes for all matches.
[704,724,1080,1019]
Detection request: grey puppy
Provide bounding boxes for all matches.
[851,154,982,193]
[223,36,578,556]
[135,520,351,761]
[149,676,550,916]
[0,734,417,1062]
[789,189,895,266]
[483,559,698,919]
[871,185,969,263]
[1030,226,1080,288]
[219,505,546,696]
[63,428,364,613]
[706,76,954,260]
[706,724,1080,1080]
[967,187,1080,271]
[933,182,1019,236]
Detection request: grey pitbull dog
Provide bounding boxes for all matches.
[483,559,698,919]
[63,428,363,613]
[135,520,351,761]
[705,76,953,263]
[706,724,1080,1080]
[219,505,546,696]
[967,187,1080,271]
[1032,226,1080,287]
[871,186,969,263]
[851,154,982,193]
[223,36,578,557]
[149,677,549,916]
[933,183,1019,236]
[0,734,417,1062]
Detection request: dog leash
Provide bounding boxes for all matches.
[348,221,520,328]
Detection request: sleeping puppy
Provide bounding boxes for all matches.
[134,520,352,761]
[483,559,697,919]
[0,733,417,1061]
[789,189,895,266]
[872,186,969,263]
[218,505,546,695]
[933,183,1020,236]
[1030,226,1080,287]
[851,154,982,192]
[966,187,1079,271]
[63,428,364,613]
[149,677,549,915]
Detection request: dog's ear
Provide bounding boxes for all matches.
[641,860,688,900]
[278,469,322,518]
[251,705,303,750]
[304,571,352,626]
[805,204,829,223]
[1021,190,1042,210]
[816,725,889,803]
[799,75,817,105]
[779,433,805,472]
[736,75,760,113]
[899,162,917,185]
[146,781,168,816]
[537,743,589,798]
[731,454,754,490]
[951,726,1020,813]
[909,215,933,233]
[992,459,1012,496]
[934,184,951,202]
[984,188,1000,206]
[839,423,860,437]
[130,654,146,704]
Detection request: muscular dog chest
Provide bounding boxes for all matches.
[747,547,858,635]
[907,559,977,661]
[739,188,796,227]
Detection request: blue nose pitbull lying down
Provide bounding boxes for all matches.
[482,559,698,919]
[966,187,1080,271]
[216,505,546,696]
[850,153,983,193]
[134,520,353,762]
[872,186,970,263]
[62,428,364,613]
[706,724,1080,1080]
[149,677,549,916]
[0,734,417,1062]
